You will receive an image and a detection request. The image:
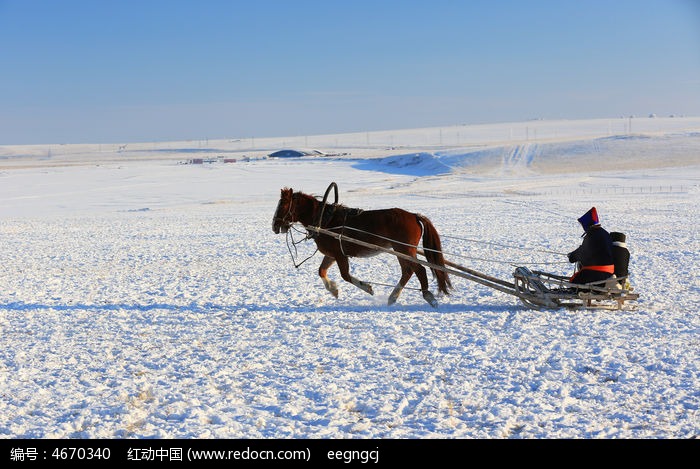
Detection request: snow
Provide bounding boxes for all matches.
[1,117,699,439]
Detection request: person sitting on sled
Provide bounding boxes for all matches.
[610,231,631,290]
[567,207,615,285]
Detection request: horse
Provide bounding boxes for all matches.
[272,185,452,307]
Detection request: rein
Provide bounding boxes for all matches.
[285,224,318,268]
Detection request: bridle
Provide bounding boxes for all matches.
[286,198,320,268]
[273,192,296,232]
[274,182,339,268]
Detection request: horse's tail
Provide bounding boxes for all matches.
[417,214,452,296]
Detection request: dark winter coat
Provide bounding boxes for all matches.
[568,225,615,284]
[610,232,630,280]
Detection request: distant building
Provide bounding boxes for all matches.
[268,149,325,158]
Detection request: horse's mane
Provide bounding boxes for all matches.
[298,190,352,211]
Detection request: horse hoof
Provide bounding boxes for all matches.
[367,285,374,296]
[387,296,397,306]
[423,291,438,308]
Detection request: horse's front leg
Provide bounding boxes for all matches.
[319,255,339,298]
[335,256,374,296]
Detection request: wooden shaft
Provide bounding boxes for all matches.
[306,225,519,297]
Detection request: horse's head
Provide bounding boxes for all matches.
[272,187,295,234]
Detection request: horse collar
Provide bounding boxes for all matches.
[322,204,338,226]
[321,205,363,227]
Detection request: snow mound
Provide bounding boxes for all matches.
[353,152,453,176]
[355,131,700,177]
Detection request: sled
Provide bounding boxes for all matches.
[512,266,639,311]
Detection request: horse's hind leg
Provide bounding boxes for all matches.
[319,255,339,298]
[413,263,438,308]
[388,259,414,306]
[335,256,374,296]
[390,256,438,308]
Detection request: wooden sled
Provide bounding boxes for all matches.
[513,266,639,311]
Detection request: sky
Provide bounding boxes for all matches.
[1,0,699,144]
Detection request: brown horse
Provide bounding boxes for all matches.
[272,186,452,307]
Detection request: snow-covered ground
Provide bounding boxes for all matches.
[1,117,699,439]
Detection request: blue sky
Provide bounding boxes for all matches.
[1,0,699,144]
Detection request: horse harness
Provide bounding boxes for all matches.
[311,203,364,242]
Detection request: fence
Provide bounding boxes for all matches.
[541,185,689,196]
